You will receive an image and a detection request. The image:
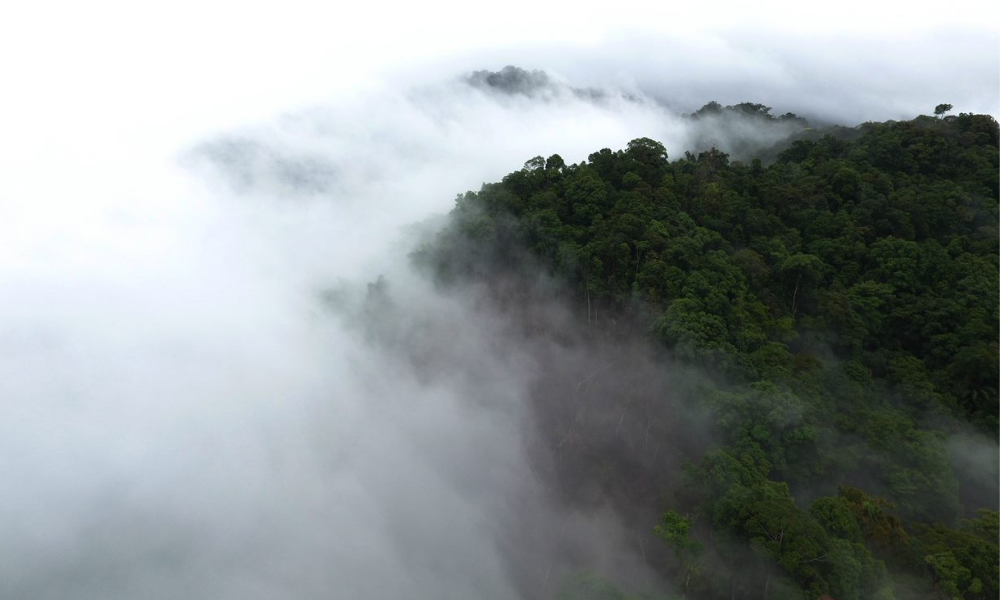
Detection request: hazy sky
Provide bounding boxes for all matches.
[3,0,997,274]
[0,1,997,598]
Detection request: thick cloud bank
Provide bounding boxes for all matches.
[1,69,691,599]
[1,58,996,599]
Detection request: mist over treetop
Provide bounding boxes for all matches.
[1,6,996,595]
[466,65,628,104]
[417,108,999,599]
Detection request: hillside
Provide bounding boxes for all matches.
[412,111,1000,600]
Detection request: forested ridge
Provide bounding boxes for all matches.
[413,108,999,599]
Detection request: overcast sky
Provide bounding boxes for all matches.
[0,1,997,598]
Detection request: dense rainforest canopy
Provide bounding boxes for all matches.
[412,108,999,600]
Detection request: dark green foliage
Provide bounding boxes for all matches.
[419,111,999,600]
[911,511,999,600]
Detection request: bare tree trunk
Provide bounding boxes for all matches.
[635,528,647,565]
[635,245,643,283]
[791,274,801,318]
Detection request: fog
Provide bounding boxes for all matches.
[1,4,998,598]
[1,67,693,600]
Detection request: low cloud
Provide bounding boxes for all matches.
[2,38,996,597]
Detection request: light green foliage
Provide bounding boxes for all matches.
[656,510,704,597]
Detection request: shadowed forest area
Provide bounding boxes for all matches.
[407,109,999,600]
